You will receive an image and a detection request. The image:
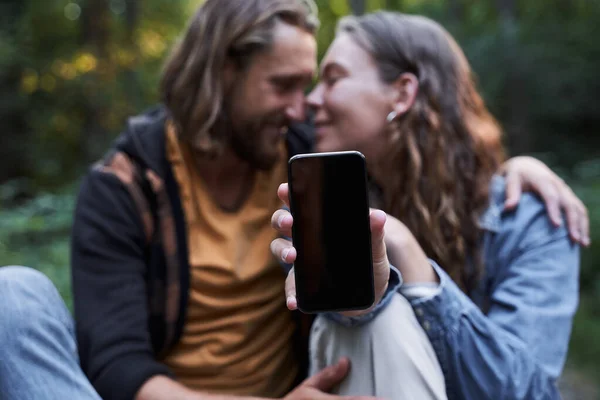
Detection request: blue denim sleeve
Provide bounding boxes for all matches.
[323,266,402,327]
[408,195,579,400]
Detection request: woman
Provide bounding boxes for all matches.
[271,11,580,399]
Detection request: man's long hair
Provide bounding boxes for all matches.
[340,12,505,293]
[160,0,318,155]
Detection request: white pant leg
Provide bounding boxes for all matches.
[309,293,447,400]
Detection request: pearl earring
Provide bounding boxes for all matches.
[386,111,397,123]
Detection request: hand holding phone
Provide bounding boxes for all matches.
[270,151,391,314]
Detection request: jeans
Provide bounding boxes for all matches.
[0,266,100,400]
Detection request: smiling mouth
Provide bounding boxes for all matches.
[314,122,331,135]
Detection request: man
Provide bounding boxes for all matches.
[0,0,589,399]
[70,0,345,398]
[2,1,388,399]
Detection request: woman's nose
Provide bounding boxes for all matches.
[306,83,324,109]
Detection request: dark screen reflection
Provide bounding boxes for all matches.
[289,153,374,312]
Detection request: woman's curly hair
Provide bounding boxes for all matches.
[340,12,505,292]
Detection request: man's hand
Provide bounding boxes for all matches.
[137,360,382,400]
[501,156,590,246]
[284,358,381,400]
[270,183,390,317]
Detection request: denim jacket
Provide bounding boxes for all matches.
[331,175,580,400]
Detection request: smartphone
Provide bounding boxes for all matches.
[288,151,374,313]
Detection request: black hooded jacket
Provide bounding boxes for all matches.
[71,105,314,400]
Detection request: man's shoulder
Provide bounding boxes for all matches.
[101,104,170,176]
[78,105,169,213]
[127,104,169,134]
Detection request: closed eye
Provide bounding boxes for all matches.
[271,74,313,94]
[320,63,347,87]
[324,75,341,86]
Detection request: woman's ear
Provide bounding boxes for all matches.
[391,72,419,116]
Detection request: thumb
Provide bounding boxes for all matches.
[301,358,351,391]
[369,210,387,265]
[504,170,522,210]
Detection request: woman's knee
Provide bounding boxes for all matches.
[309,294,447,399]
[309,294,421,369]
[312,294,422,342]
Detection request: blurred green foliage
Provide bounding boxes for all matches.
[0,188,74,306]
[1,0,598,393]
[0,0,189,187]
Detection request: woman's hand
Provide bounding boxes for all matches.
[270,183,390,317]
[383,213,438,285]
[501,156,590,246]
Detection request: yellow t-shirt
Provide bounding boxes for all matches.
[162,125,297,397]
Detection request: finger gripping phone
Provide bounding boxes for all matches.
[288,151,374,313]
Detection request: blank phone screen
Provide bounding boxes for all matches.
[288,152,374,313]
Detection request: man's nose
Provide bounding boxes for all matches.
[285,92,307,122]
[306,83,324,109]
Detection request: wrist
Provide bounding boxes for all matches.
[401,263,438,285]
[339,274,389,318]
[388,238,437,285]
[374,278,389,307]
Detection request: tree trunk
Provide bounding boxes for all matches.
[125,0,139,39]
[80,0,111,162]
[124,0,142,111]
[0,0,29,184]
[495,0,516,24]
[81,0,110,57]
[494,0,529,154]
[348,0,366,15]
[386,0,403,11]
[447,0,465,24]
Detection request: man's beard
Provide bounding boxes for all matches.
[230,111,289,171]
